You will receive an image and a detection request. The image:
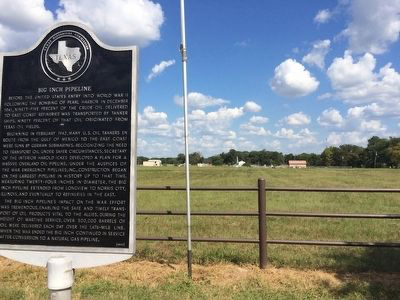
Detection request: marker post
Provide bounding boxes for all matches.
[179,0,193,278]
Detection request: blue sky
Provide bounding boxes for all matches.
[1,0,400,157]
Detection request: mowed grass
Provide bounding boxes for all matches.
[2,260,400,299]
[136,166,400,272]
[1,167,400,299]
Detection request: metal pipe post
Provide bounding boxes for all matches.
[179,0,193,278]
[258,178,267,269]
[47,257,74,300]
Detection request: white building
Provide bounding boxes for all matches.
[234,156,246,168]
[197,163,211,167]
[143,160,162,167]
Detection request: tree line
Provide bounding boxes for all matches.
[138,136,400,168]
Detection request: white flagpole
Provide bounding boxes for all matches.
[179,0,192,278]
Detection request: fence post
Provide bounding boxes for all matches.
[258,178,267,269]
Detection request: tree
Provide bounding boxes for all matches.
[177,153,185,164]
[210,155,224,166]
[223,149,237,165]
[387,145,400,167]
[339,144,364,167]
[163,157,178,165]
[189,152,203,165]
[321,147,334,166]
[304,153,320,166]
[365,136,389,167]
[387,138,400,167]
[270,151,284,165]
[137,156,149,165]
[284,153,295,164]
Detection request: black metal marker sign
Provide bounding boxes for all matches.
[0,23,137,256]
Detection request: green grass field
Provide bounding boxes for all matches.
[1,167,400,299]
[136,166,400,272]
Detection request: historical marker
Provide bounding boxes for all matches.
[0,23,137,266]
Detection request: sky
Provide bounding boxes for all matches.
[1,0,400,157]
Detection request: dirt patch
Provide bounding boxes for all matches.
[78,261,182,287]
[73,261,343,291]
[192,264,341,291]
[1,257,398,291]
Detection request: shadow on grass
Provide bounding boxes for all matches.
[195,246,257,265]
[327,247,400,273]
[328,247,400,299]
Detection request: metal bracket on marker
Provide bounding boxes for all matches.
[180,44,187,62]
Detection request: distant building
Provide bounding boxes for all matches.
[235,161,246,168]
[288,160,307,168]
[197,163,211,167]
[234,156,246,168]
[143,160,162,167]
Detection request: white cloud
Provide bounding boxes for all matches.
[191,135,219,151]
[274,128,299,139]
[317,93,333,100]
[347,103,386,119]
[270,59,319,98]
[142,106,167,124]
[0,0,54,51]
[315,103,389,143]
[327,51,375,90]
[186,107,244,140]
[240,123,270,136]
[137,138,148,149]
[285,112,311,126]
[138,106,171,137]
[228,131,237,140]
[174,92,230,109]
[302,40,331,69]
[243,101,262,112]
[268,140,281,151]
[237,139,257,151]
[224,141,237,151]
[0,0,53,31]
[314,9,332,24]
[56,0,164,47]
[0,0,165,51]
[359,120,386,132]
[147,59,175,81]
[345,108,387,134]
[322,107,387,148]
[347,106,365,119]
[326,132,342,146]
[327,51,400,114]
[173,101,269,154]
[206,107,244,121]
[342,0,400,54]
[296,128,318,146]
[317,108,344,127]
[326,132,368,147]
[249,116,268,124]
[145,141,171,155]
[276,128,317,148]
